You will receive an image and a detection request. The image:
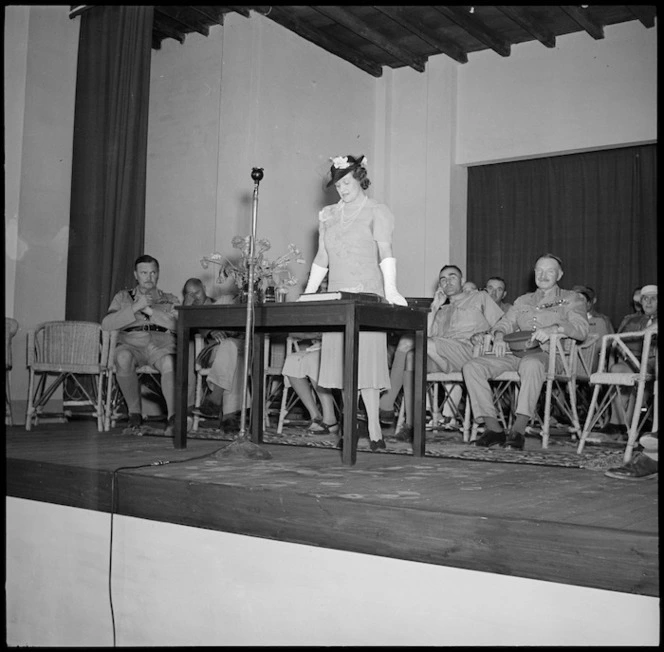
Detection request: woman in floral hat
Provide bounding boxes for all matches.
[299,154,407,451]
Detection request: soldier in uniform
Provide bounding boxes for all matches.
[462,253,589,450]
[102,254,179,435]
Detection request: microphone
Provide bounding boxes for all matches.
[251,167,264,183]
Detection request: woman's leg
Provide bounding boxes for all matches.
[361,387,383,442]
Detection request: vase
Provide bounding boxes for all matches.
[240,281,262,304]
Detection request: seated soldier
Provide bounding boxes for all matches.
[484,276,512,313]
[391,265,504,442]
[599,284,657,438]
[463,254,589,450]
[185,278,245,432]
[102,254,179,435]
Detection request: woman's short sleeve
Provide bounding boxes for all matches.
[372,203,395,242]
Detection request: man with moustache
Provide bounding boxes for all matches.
[463,254,589,450]
[102,255,179,435]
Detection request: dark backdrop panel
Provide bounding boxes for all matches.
[65,6,154,322]
[466,145,657,330]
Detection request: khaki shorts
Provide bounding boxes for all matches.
[115,331,176,367]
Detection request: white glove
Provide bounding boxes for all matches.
[379,257,407,306]
[302,263,328,295]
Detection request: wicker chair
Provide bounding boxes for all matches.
[577,326,658,463]
[25,321,110,431]
[5,317,19,425]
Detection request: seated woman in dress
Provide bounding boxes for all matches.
[282,332,338,435]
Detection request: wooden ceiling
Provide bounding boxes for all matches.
[150,5,657,77]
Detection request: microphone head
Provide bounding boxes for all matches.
[251,167,264,182]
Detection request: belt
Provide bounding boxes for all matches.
[124,324,171,333]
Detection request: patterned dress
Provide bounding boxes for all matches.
[317,197,392,390]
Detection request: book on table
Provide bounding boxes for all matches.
[298,291,388,303]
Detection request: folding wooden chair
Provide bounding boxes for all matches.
[5,317,19,426]
[25,321,109,431]
[577,326,658,463]
[480,333,584,448]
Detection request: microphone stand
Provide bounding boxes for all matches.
[217,168,272,460]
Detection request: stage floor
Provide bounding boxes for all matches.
[6,420,658,597]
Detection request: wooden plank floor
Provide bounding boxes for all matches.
[6,420,658,597]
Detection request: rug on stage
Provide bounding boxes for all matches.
[133,419,629,471]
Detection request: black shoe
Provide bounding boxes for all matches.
[503,431,525,450]
[394,424,414,442]
[474,429,506,448]
[127,412,142,428]
[164,415,176,437]
[369,438,386,451]
[193,398,221,419]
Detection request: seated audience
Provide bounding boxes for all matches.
[617,286,644,332]
[188,280,246,432]
[101,254,179,435]
[391,265,504,442]
[463,281,478,293]
[572,284,614,373]
[572,285,614,338]
[599,284,657,438]
[463,253,588,450]
[484,276,512,313]
[282,333,338,435]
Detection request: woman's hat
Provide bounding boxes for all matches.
[326,154,367,187]
[641,284,658,296]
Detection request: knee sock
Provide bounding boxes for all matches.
[116,373,141,415]
[160,370,175,419]
[379,350,407,412]
[361,388,383,441]
[483,416,503,432]
[512,413,530,435]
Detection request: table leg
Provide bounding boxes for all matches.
[342,323,359,466]
[412,326,426,456]
[174,323,190,449]
[250,333,265,444]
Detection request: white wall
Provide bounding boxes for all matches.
[456,21,657,165]
[4,5,80,419]
[6,497,660,647]
[147,13,376,301]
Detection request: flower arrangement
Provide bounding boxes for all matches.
[201,236,305,295]
[331,155,367,169]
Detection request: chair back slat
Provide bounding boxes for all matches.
[34,321,103,366]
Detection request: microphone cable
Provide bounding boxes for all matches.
[108,445,226,646]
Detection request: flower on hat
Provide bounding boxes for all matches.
[331,156,350,170]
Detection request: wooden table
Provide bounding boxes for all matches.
[174,300,428,465]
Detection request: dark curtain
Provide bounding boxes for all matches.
[466,145,657,330]
[65,6,154,322]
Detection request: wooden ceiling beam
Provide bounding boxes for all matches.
[153,18,186,45]
[266,6,383,77]
[434,6,511,57]
[189,6,225,25]
[559,6,604,40]
[312,5,427,73]
[154,7,210,37]
[225,6,251,18]
[627,5,656,29]
[497,6,556,49]
[374,5,467,64]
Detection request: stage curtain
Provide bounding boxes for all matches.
[466,144,657,330]
[65,6,154,322]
